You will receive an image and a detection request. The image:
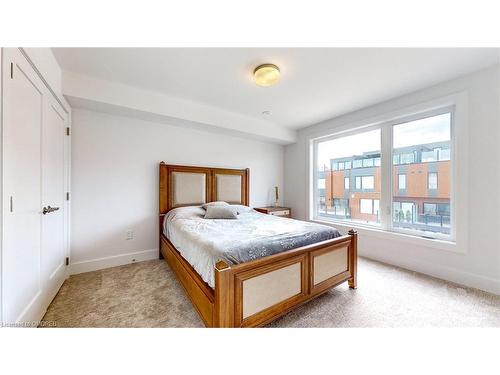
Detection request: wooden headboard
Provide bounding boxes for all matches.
[159,162,250,216]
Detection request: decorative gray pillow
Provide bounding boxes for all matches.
[202,201,229,210]
[204,205,238,219]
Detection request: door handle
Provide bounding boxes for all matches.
[42,206,60,215]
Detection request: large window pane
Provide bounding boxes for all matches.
[392,112,451,236]
[316,129,381,225]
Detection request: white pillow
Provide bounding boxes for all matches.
[202,201,229,210]
[204,205,238,219]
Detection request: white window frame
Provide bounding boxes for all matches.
[398,174,406,189]
[361,175,374,190]
[310,104,457,243]
[360,199,374,214]
[428,172,438,190]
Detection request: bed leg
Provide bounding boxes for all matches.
[214,261,234,328]
[348,229,357,289]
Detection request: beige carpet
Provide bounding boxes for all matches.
[41,257,500,328]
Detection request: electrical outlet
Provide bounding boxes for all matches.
[126,230,134,240]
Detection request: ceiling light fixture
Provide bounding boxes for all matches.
[253,64,280,87]
[262,110,272,116]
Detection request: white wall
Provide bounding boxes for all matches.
[284,65,500,294]
[70,109,284,273]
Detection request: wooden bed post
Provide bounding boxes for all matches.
[214,261,234,328]
[348,229,358,289]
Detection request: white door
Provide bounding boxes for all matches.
[2,50,45,324]
[2,48,69,325]
[41,97,68,307]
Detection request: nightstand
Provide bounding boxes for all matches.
[254,206,291,218]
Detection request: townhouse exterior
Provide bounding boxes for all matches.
[318,141,451,234]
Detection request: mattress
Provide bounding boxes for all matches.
[163,205,341,288]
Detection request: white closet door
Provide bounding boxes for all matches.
[2,48,69,325]
[2,50,44,323]
[41,97,67,306]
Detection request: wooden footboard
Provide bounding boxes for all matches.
[161,230,357,328]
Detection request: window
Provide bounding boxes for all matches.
[362,176,374,189]
[428,172,438,190]
[398,174,406,189]
[360,199,380,215]
[440,148,451,161]
[362,158,374,167]
[423,203,437,215]
[399,152,415,164]
[393,112,450,236]
[355,176,361,189]
[313,108,453,240]
[360,199,373,214]
[355,175,374,190]
[421,149,436,162]
[314,128,381,226]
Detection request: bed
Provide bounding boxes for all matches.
[159,163,358,327]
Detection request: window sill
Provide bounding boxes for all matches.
[311,217,463,254]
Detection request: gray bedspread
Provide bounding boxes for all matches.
[164,205,341,288]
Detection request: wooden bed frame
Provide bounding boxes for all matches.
[159,162,357,327]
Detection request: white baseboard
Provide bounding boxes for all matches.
[360,250,500,295]
[69,249,159,275]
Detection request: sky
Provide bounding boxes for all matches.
[317,113,451,169]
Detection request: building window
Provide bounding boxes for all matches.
[423,203,437,215]
[355,175,374,190]
[428,172,438,190]
[399,152,415,164]
[353,159,363,168]
[313,108,453,239]
[362,176,374,189]
[360,199,373,214]
[360,199,380,215]
[314,128,381,226]
[355,176,361,189]
[398,174,406,189]
[362,158,374,167]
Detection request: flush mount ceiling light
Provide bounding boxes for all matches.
[253,64,280,87]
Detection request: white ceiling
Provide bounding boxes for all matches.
[53,48,499,130]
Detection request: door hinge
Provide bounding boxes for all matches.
[66,127,70,136]
[10,62,13,79]
[66,192,70,201]
[65,257,70,266]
